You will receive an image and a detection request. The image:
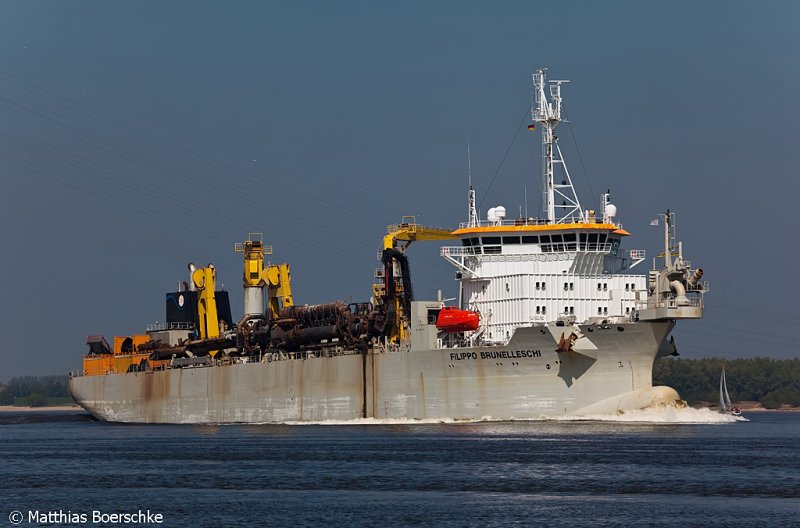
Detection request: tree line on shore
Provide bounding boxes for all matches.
[653,357,800,408]
[0,375,69,406]
[1,357,798,408]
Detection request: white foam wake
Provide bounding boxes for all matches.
[264,407,746,426]
[278,416,472,426]
[544,406,747,424]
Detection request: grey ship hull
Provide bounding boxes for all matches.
[70,321,681,423]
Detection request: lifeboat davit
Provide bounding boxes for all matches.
[436,306,480,333]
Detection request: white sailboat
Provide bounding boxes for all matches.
[720,366,742,416]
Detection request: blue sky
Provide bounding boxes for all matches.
[0,1,798,378]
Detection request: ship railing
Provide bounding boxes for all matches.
[458,217,558,228]
[386,221,453,234]
[623,249,646,260]
[440,246,478,257]
[257,347,365,364]
[686,280,710,293]
[146,322,194,332]
[69,370,83,378]
[636,295,704,310]
[457,215,618,229]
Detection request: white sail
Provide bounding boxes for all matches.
[719,366,733,412]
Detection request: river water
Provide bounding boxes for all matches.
[1,408,798,527]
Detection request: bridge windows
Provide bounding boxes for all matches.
[480,236,501,254]
[539,235,551,252]
[461,230,613,254]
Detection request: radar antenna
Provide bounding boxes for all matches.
[532,69,584,224]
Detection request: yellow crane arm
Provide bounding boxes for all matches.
[266,263,293,319]
[191,265,220,339]
[383,215,458,251]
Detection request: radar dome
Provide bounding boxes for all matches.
[487,207,497,222]
[605,203,617,218]
[495,206,506,219]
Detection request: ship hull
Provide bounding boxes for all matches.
[70,321,678,423]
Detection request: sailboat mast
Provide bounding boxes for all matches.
[723,368,733,409]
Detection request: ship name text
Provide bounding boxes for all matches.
[449,349,542,361]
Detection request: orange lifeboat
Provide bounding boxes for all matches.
[436,306,480,333]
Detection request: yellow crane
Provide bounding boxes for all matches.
[191,264,220,340]
[236,234,293,320]
[374,216,458,342]
[382,215,458,251]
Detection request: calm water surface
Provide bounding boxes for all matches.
[1,410,798,527]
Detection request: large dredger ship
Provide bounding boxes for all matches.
[70,69,708,423]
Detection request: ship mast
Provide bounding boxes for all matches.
[467,141,479,228]
[532,69,583,224]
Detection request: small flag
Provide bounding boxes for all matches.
[527,124,536,131]
[650,218,659,226]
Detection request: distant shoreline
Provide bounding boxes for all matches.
[0,405,81,412]
[691,401,800,412]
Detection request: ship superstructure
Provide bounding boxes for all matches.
[442,69,652,343]
[70,69,708,423]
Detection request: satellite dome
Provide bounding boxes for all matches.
[605,203,617,218]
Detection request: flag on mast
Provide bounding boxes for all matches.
[650,218,659,226]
